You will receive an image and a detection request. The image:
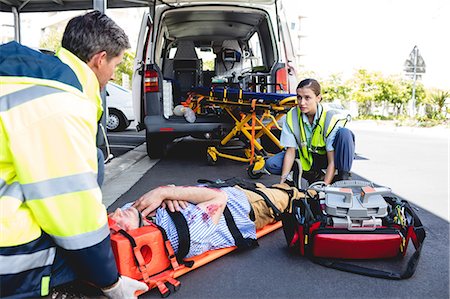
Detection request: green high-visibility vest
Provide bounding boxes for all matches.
[286,104,347,171]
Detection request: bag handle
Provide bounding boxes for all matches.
[311,235,424,279]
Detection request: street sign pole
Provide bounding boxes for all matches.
[411,46,418,117]
[404,45,425,117]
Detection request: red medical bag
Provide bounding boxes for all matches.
[281,181,425,279]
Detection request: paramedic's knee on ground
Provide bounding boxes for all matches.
[265,151,285,175]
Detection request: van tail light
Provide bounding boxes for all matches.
[144,69,159,92]
[276,67,288,92]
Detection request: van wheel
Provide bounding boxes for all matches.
[146,133,167,158]
[107,108,129,132]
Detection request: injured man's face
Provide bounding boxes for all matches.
[110,206,147,231]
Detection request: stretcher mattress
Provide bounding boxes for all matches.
[191,86,296,103]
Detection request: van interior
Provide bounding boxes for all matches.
[137,3,295,158]
[153,6,287,112]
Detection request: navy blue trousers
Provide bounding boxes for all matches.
[265,127,355,175]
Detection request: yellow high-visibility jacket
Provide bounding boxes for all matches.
[286,105,348,171]
[0,42,118,298]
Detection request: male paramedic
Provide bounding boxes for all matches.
[0,11,147,298]
[265,78,355,186]
[110,183,303,258]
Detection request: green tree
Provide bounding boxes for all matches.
[39,27,63,52]
[113,51,135,87]
[373,76,403,116]
[322,73,351,103]
[425,89,450,119]
[348,69,380,115]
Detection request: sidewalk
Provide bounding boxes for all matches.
[102,144,158,208]
[347,119,449,139]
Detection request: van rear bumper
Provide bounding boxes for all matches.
[144,115,233,136]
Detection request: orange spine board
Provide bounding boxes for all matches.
[110,225,171,280]
[174,221,282,277]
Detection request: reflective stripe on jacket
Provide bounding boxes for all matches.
[0,42,118,298]
[286,105,347,171]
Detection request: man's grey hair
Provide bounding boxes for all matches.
[62,10,130,63]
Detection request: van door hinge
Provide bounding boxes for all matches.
[137,60,144,75]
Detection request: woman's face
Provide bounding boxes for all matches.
[110,207,141,231]
[296,87,321,116]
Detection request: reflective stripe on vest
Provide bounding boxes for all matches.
[0,85,62,112]
[286,105,345,171]
[0,247,55,275]
[21,172,98,201]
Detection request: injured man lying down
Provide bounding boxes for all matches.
[109,183,304,258]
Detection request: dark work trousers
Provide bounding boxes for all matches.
[97,147,105,187]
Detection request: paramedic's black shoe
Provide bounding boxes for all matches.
[336,170,351,181]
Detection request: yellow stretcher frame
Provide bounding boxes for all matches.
[186,89,297,178]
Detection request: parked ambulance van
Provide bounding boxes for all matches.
[133,0,297,158]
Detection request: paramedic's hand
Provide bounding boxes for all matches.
[102,276,148,299]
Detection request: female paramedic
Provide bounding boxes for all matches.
[110,183,303,258]
[265,78,355,186]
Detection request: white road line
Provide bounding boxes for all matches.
[108,134,144,138]
[109,144,136,149]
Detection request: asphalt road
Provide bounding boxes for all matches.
[108,120,449,299]
[106,125,145,158]
[346,121,449,222]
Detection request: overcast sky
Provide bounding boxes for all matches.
[284,0,449,89]
[1,0,448,89]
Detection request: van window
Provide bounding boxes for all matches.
[196,47,215,71]
[167,46,215,71]
[244,32,263,69]
[168,47,177,59]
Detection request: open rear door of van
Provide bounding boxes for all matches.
[132,11,153,131]
[277,10,298,94]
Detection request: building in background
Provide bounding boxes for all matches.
[0,8,147,52]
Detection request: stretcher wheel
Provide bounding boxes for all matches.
[247,164,263,179]
[206,152,216,166]
[160,290,171,298]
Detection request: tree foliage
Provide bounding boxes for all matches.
[321,73,351,103]
[309,68,444,121]
[39,27,63,52]
[113,51,135,87]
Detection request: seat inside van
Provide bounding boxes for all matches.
[214,40,243,81]
[170,41,202,102]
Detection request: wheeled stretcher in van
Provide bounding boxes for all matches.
[132,0,297,159]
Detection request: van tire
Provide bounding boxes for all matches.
[146,133,167,158]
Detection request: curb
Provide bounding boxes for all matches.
[102,143,159,208]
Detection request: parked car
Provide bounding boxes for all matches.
[322,102,353,121]
[132,0,298,158]
[106,82,135,132]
